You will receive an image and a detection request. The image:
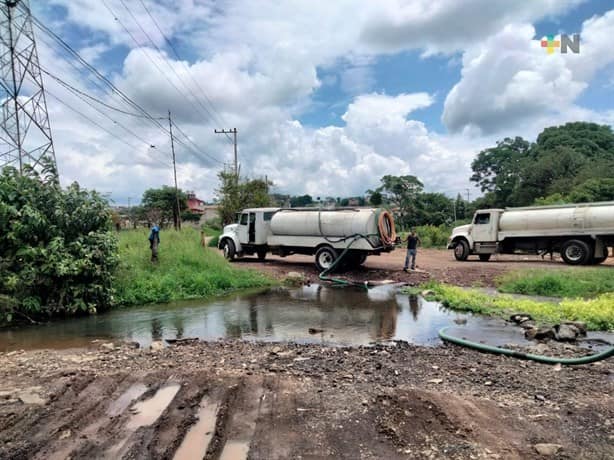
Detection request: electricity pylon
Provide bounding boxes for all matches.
[0,0,57,177]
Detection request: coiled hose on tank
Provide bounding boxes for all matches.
[439,326,614,365]
[317,208,397,289]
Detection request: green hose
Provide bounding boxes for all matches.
[438,326,614,365]
[318,235,369,289]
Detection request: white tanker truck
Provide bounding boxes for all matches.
[218,207,397,271]
[448,201,614,265]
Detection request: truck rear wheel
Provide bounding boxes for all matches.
[479,254,491,262]
[315,246,338,272]
[453,240,470,261]
[257,249,267,261]
[222,239,236,261]
[561,239,591,265]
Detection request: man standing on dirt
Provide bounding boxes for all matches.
[149,225,160,262]
[403,230,421,271]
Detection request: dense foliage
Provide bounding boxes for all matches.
[471,122,614,207]
[0,165,118,324]
[114,228,273,305]
[141,185,188,229]
[216,171,271,225]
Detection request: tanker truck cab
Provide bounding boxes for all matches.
[219,208,279,260]
[448,209,503,262]
[219,207,398,270]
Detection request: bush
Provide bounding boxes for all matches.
[497,268,614,298]
[207,235,220,247]
[400,225,451,248]
[0,165,119,324]
[411,282,614,331]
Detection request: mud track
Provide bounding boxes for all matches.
[1,340,612,459]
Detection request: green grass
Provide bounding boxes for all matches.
[407,282,614,331]
[114,228,274,306]
[201,225,221,238]
[497,268,614,298]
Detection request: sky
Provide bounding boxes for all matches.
[25,0,614,204]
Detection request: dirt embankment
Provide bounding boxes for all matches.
[227,247,614,287]
[1,340,612,459]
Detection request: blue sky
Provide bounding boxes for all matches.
[27,1,614,203]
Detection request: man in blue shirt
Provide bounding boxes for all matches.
[403,230,421,271]
[149,225,160,262]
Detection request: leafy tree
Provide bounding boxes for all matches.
[0,164,119,324]
[374,175,423,229]
[216,172,272,225]
[568,178,614,203]
[369,190,383,206]
[454,193,466,220]
[141,186,188,229]
[289,194,313,207]
[413,192,453,226]
[470,136,531,207]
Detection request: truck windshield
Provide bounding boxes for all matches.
[474,213,490,225]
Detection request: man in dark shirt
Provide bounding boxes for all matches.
[403,230,421,271]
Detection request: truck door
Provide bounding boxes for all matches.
[237,212,249,244]
[248,212,256,243]
[472,212,497,242]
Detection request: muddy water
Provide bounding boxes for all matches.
[173,397,219,460]
[1,284,612,351]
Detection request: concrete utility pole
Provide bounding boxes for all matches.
[0,0,58,178]
[168,110,181,230]
[465,188,471,203]
[214,127,238,179]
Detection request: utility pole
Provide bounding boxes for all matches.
[465,188,471,203]
[214,128,238,180]
[168,110,181,230]
[0,0,58,178]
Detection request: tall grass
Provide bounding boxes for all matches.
[413,282,614,331]
[497,268,614,298]
[114,228,274,306]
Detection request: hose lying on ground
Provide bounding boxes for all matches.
[439,326,614,365]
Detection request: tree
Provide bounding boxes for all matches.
[0,163,119,324]
[289,194,313,207]
[414,192,453,226]
[374,175,423,229]
[216,171,272,225]
[141,186,188,229]
[369,190,383,206]
[568,178,614,203]
[470,136,531,207]
[454,193,466,220]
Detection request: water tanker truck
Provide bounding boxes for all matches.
[218,207,397,271]
[448,201,614,265]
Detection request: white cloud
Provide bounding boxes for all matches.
[443,10,614,134]
[26,1,613,204]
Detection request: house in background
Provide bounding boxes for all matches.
[187,192,206,214]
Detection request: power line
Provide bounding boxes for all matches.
[44,88,170,168]
[25,8,171,137]
[136,0,232,136]
[172,122,224,165]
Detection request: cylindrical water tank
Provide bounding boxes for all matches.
[499,203,614,233]
[270,208,381,237]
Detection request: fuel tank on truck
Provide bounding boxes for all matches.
[270,208,381,237]
[498,201,614,235]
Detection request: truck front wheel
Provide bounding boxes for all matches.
[222,239,236,261]
[453,240,470,261]
[315,246,338,272]
[561,239,591,265]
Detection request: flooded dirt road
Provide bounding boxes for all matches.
[1,340,612,459]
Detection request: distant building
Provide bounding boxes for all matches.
[187,192,206,214]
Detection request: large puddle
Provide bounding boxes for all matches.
[0,284,611,351]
